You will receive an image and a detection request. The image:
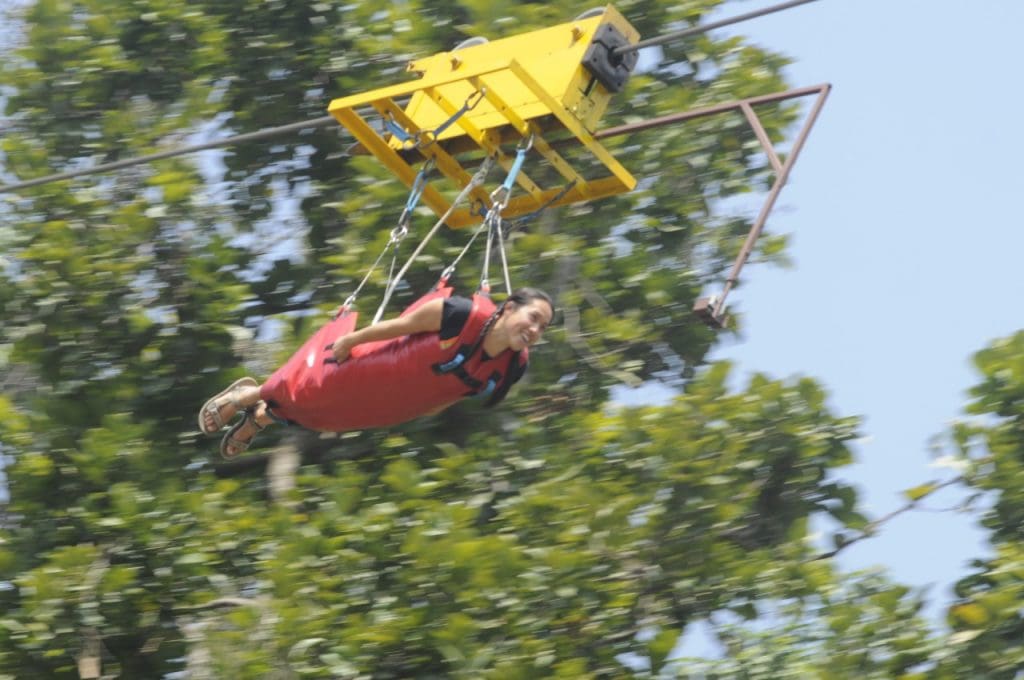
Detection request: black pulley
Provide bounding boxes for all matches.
[581,22,639,93]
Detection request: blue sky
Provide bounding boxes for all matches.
[700,0,1024,622]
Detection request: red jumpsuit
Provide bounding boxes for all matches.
[259,287,527,432]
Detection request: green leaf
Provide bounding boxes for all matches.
[952,603,988,626]
[903,483,939,502]
[648,628,681,671]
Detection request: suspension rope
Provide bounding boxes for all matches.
[495,211,513,294]
[371,155,495,324]
[442,213,489,282]
[474,134,531,294]
[340,159,434,316]
[477,206,512,296]
[396,158,435,233]
[480,210,496,295]
[375,158,436,310]
[384,89,486,149]
[341,242,388,305]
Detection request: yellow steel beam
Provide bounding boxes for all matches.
[328,60,515,115]
[372,97,492,212]
[440,174,630,228]
[506,59,636,194]
[464,76,544,202]
[331,107,453,223]
[327,21,639,228]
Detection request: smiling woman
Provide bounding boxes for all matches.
[197,285,553,459]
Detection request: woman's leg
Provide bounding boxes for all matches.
[221,400,274,459]
[198,379,262,434]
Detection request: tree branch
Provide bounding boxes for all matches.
[811,476,964,561]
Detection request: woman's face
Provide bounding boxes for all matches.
[502,298,553,351]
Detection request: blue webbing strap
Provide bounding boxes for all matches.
[385,89,486,149]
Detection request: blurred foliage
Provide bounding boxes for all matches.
[924,331,1024,679]
[0,0,980,677]
[670,572,939,679]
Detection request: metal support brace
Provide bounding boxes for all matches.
[686,84,832,329]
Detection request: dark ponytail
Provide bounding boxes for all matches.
[506,287,554,315]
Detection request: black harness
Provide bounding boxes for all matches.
[432,306,523,399]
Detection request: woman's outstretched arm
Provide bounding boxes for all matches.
[331,298,445,362]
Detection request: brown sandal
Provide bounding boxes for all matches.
[198,377,257,435]
[220,409,265,460]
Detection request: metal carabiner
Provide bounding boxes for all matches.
[383,113,420,151]
[517,132,534,153]
[415,88,488,150]
[390,221,409,244]
[465,87,487,112]
[488,184,511,212]
[413,129,436,150]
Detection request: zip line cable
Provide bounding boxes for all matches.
[0,116,337,194]
[0,0,821,195]
[612,0,822,55]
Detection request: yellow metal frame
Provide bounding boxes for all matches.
[327,6,639,229]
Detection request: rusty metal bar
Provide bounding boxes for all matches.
[589,84,833,328]
[593,84,830,141]
[710,83,832,324]
[740,102,783,174]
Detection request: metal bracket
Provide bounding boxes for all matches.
[693,296,729,329]
[581,22,639,93]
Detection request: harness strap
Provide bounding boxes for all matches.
[432,300,523,398]
[340,160,434,317]
[384,89,486,150]
[434,355,504,399]
[372,156,494,325]
[442,134,532,293]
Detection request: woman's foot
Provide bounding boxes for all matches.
[220,401,273,459]
[198,377,260,435]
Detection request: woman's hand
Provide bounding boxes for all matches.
[331,336,353,363]
[327,298,445,364]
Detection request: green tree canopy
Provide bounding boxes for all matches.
[0,1,890,677]
[927,331,1024,679]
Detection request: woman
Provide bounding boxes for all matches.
[198,286,554,458]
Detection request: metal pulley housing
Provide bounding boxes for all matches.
[582,22,639,93]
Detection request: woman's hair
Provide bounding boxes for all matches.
[506,287,554,315]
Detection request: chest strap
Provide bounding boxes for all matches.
[433,299,507,397]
